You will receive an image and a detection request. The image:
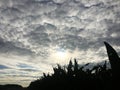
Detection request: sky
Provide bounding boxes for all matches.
[0,0,120,87]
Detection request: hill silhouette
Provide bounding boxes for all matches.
[0,84,25,90]
[0,42,120,90]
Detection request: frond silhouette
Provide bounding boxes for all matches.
[104,42,120,74]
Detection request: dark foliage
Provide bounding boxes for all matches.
[0,84,25,90]
[28,60,112,90]
[27,42,120,90]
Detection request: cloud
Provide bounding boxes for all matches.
[17,63,41,72]
[0,0,120,86]
[0,38,35,56]
[17,63,34,69]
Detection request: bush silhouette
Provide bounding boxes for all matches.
[28,60,113,90]
[28,42,120,90]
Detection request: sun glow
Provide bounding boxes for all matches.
[49,47,81,64]
[49,48,69,64]
[55,48,69,59]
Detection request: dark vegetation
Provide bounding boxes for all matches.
[0,84,25,90]
[0,42,120,90]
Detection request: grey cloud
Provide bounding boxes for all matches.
[106,21,120,36]
[19,69,39,72]
[0,38,34,56]
[44,23,57,31]
[17,63,34,69]
[17,63,40,72]
[0,0,119,58]
[10,74,39,79]
[52,0,66,4]
[0,7,24,23]
[28,26,51,46]
[95,20,120,46]
[61,27,84,36]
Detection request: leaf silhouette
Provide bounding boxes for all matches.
[104,42,120,75]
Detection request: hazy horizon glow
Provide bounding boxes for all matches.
[0,0,120,87]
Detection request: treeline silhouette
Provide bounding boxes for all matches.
[0,42,120,90]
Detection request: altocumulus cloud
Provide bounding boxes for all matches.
[0,0,120,87]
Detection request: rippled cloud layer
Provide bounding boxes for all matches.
[0,0,120,86]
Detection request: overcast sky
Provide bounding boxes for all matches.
[0,0,120,87]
